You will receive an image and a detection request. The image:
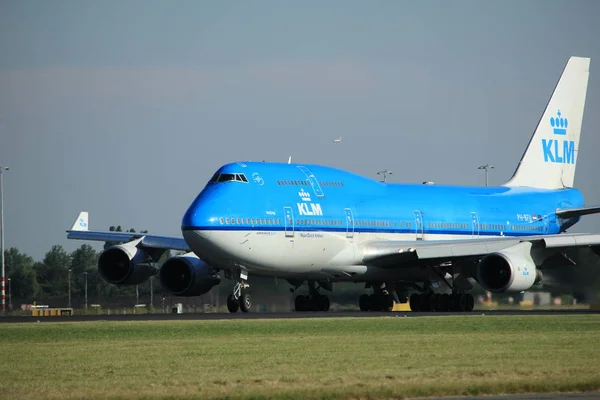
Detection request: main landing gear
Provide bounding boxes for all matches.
[227,270,251,313]
[358,282,396,312]
[359,293,394,312]
[408,265,475,312]
[409,292,474,312]
[293,281,331,312]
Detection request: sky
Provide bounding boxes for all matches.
[1,0,600,261]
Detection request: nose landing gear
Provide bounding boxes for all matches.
[227,269,251,313]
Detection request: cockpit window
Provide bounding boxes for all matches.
[210,173,249,183]
[217,173,236,182]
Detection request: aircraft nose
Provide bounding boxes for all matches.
[181,187,226,230]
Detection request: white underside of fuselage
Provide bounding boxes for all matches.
[183,229,488,283]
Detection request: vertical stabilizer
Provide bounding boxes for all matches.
[504,57,590,189]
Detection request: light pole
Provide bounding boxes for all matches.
[478,164,494,187]
[7,277,11,311]
[377,169,393,183]
[84,272,88,309]
[477,165,494,305]
[68,268,72,308]
[1,166,9,314]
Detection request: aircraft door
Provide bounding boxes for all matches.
[470,212,479,237]
[543,215,549,233]
[414,210,423,240]
[345,208,354,239]
[297,166,325,198]
[284,206,294,237]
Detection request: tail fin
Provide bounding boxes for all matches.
[504,56,590,189]
[70,211,89,231]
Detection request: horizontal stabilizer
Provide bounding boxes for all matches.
[556,205,600,219]
[70,211,89,231]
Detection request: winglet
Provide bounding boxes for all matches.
[70,211,89,231]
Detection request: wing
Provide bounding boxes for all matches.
[361,233,600,268]
[66,211,189,252]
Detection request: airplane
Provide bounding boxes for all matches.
[67,56,599,313]
[333,136,342,143]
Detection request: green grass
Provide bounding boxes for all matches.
[1,315,599,399]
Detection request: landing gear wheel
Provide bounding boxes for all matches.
[430,294,441,312]
[367,294,380,311]
[410,293,421,312]
[453,293,467,312]
[439,294,451,312]
[239,292,251,313]
[420,294,432,312]
[466,293,475,311]
[318,295,330,312]
[295,295,307,311]
[227,294,239,313]
[381,294,393,312]
[359,294,370,311]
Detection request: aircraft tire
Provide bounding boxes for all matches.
[227,294,239,313]
[440,294,451,311]
[359,294,370,311]
[466,293,475,311]
[453,293,467,312]
[420,294,432,312]
[295,295,307,311]
[318,295,330,312]
[409,293,421,312]
[430,294,441,311]
[381,294,393,312]
[239,292,251,313]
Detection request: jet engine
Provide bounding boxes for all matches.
[98,241,158,285]
[158,252,221,296]
[476,242,542,293]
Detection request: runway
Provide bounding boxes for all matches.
[1,309,599,323]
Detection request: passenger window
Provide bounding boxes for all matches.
[220,218,224,224]
[226,218,230,224]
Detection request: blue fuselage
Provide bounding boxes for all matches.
[182,162,584,239]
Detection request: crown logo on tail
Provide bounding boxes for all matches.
[550,110,568,135]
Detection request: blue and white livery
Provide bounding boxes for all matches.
[68,56,599,313]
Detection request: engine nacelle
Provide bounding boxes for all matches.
[476,242,542,293]
[158,252,221,296]
[98,241,158,285]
